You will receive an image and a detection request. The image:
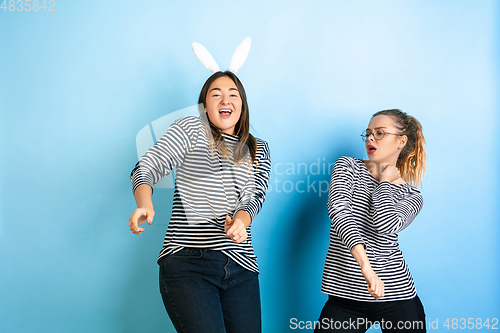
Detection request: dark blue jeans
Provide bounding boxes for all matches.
[315,295,426,332]
[159,248,261,333]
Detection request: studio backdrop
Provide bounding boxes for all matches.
[1,1,498,332]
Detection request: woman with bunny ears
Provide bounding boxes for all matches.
[129,38,271,333]
[316,109,427,332]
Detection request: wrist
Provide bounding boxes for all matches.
[138,204,154,211]
[234,210,251,228]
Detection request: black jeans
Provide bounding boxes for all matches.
[159,248,261,333]
[315,295,426,332]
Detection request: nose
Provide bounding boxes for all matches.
[366,133,375,142]
[221,94,231,105]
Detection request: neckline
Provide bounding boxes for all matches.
[221,132,240,142]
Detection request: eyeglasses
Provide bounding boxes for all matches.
[361,130,401,142]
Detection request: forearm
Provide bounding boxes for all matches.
[235,143,271,222]
[134,184,154,209]
[371,183,399,233]
[372,182,422,234]
[234,210,251,228]
[352,244,385,300]
[351,244,372,271]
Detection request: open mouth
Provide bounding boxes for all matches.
[367,145,377,154]
[219,109,233,115]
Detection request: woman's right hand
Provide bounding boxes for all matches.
[361,266,385,300]
[380,164,401,184]
[129,208,155,235]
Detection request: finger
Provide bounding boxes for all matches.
[229,226,244,239]
[234,228,247,242]
[129,209,150,233]
[131,209,146,225]
[130,224,142,234]
[129,218,144,234]
[227,221,240,236]
[225,215,233,234]
[133,227,145,235]
[129,217,139,233]
[367,280,381,298]
[230,229,242,240]
[146,211,153,225]
[236,234,248,243]
[375,282,384,299]
[367,286,377,299]
[232,232,247,244]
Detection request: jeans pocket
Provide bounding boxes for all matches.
[160,248,207,280]
[167,247,204,259]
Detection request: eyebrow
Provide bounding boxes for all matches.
[366,126,388,131]
[209,87,239,92]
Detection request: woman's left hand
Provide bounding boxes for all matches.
[225,215,248,243]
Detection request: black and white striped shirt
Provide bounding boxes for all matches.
[321,156,423,301]
[131,116,271,273]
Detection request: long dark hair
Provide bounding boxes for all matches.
[372,109,426,186]
[198,71,257,165]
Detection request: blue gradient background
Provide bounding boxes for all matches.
[1,1,498,332]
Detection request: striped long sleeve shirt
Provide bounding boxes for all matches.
[131,116,271,273]
[321,156,423,301]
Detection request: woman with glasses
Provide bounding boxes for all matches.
[315,109,427,332]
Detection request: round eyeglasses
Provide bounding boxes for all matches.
[361,130,401,142]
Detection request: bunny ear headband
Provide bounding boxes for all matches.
[192,37,251,75]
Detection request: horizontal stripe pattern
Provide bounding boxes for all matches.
[322,156,423,301]
[131,116,271,273]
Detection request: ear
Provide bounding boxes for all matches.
[229,37,251,73]
[192,42,220,73]
[399,135,408,148]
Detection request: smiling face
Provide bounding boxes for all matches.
[204,76,243,135]
[365,115,407,165]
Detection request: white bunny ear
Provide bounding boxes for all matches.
[192,42,220,73]
[229,37,251,73]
